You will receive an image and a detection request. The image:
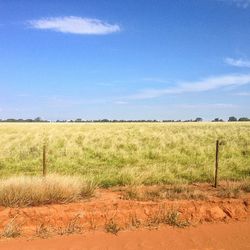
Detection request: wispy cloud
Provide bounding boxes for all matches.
[177,103,237,109]
[114,101,128,105]
[126,74,250,100]
[224,57,250,68]
[232,0,250,8]
[235,91,250,96]
[220,0,250,8]
[142,77,171,83]
[28,16,120,35]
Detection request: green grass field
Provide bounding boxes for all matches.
[0,122,249,187]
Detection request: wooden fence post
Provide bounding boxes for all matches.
[214,140,219,188]
[43,144,47,177]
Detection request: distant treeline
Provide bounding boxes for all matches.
[0,116,250,123]
[0,118,49,123]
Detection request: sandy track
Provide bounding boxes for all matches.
[0,219,249,250]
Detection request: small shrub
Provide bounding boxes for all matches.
[105,219,120,235]
[165,210,190,228]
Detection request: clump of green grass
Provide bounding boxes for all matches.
[0,175,96,207]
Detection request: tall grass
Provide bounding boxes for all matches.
[0,175,95,207]
[0,122,249,187]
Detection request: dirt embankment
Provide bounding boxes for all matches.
[0,189,249,237]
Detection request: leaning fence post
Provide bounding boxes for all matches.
[43,144,47,177]
[214,140,219,188]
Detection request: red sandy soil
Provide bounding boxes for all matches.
[0,219,250,250]
[1,190,249,232]
[0,187,249,249]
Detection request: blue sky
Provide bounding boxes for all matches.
[1,0,250,120]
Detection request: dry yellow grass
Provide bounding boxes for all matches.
[122,185,208,201]
[0,175,95,207]
[0,122,249,187]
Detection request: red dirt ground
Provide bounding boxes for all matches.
[1,219,250,250]
[0,187,249,249]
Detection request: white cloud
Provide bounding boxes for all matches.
[232,0,250,8]
[224,58,250,68]
[127,74,250,100]
[28,16,120,35]
[220,0,250,8]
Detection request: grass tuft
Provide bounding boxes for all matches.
[36,223,51,239]
[0,175,96,207]
[165,210,190,228]
[58,214,83,235]
[122,185,207,201]
[1,217,21,238]
[146,208,190,228]
[105,219,120,235]
[240,180,250,193]
[218,180,250,198]
[163,185,207,200]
